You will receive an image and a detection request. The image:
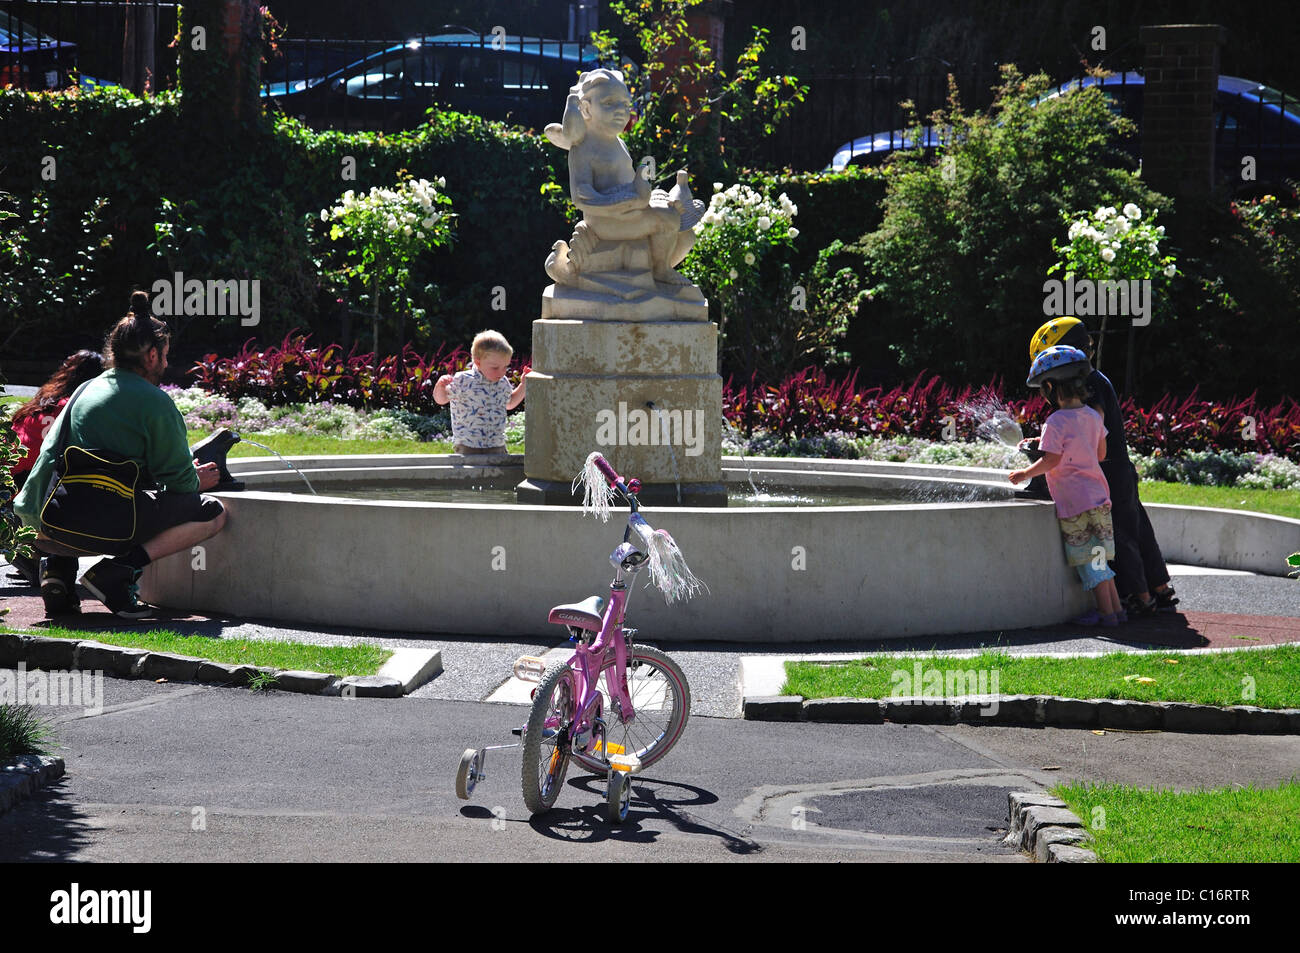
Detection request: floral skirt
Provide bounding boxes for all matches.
[1059,503,1116,567]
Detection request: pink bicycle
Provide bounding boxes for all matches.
[456,452,703,822]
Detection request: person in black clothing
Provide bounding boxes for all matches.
[1028,318,1179,616]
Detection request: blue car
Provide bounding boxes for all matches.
[1,16,77,90]
[828,72,1300,193]
[261,31,602,131]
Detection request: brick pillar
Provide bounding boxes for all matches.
[1138,24,1227,219]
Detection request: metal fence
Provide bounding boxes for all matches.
[4,4,1296,180]
[1,0,179,92]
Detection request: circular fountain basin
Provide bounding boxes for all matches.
[138,454,1299,642]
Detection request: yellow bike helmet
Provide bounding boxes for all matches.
[1030,317,1091,360]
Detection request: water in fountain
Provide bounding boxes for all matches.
[647,402,682,504]
[721,416,763,498]
[239,437,318,495]
[958,392,1024,449]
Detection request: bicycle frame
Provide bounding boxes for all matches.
[549,513,651,761]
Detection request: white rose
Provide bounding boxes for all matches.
[757,216,771,231]
[744,252,756,265]
[1101,247,1116,262]
[788,227,799,238]
[714,181,723,192]
[729,268,738,279]
[1157,225,1165,235]
[1164,264,1176,277]
[320,209,329,221]
[1124,203,1141,219]
[404,225,413,236]
[423,217,436,229]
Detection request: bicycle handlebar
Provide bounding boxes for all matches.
[589,453,642,499]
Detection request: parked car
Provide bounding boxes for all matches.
[0,15,77,90]
[828,72,1300,193]
[261,30,602,131]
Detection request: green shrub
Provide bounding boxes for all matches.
[854,66,1169,383]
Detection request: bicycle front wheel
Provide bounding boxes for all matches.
[521,663,575,815]
[572,645,690,775]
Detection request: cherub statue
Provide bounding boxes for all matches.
[544,69,704,289]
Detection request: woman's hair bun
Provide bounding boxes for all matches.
[129,290,152,316]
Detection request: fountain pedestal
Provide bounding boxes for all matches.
[519,309,724,506]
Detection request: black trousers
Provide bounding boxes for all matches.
[1107,462,1171,599]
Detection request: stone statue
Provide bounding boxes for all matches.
[543,69,707,320]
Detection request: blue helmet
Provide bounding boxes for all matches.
[1026,345,1091,387]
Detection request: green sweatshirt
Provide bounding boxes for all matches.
[13,369,196,527]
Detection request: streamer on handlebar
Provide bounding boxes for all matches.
[574,452,707,604]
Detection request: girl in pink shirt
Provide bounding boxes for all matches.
[1009,346,1123,626]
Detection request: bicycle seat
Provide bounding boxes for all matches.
[548,595,606,631]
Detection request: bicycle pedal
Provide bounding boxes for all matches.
[511,726,525,737]
[592,740,624,756]
[609,753,641,775]
[512,655,545,682]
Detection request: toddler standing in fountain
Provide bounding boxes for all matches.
[434,331,528,455]
[1009,345,1124,626]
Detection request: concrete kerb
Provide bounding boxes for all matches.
[1,634,438,698]
[742,693,1300,734]
[1005,791,1099,863]
[0,755,66,818]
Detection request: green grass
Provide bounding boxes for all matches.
[186,431,524,458]
[0,703,52,758]
[1054,780,1300,862]
[782,646,1300,708]
[4,625,392,677]
[1138,481,1300,520]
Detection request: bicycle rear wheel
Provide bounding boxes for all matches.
[521,663,575,815]
[572,645,690,775]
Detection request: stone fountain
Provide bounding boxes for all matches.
[516,68,723,505]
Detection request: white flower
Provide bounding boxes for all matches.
[729,268,738,279]
[713,181,723,192]
[1164,264,1176,277]
[757,216,771,231]
[404,225,412,236]
[1123,203,1141,220]
[1157,225,1165,235]
[437,176,446,188]
[1101,247,1116,262]
[788,227,799,238]
[416,231,424,239]
[422,217,436,229]
[1148,243,1159,256]
[320,209,329,221]
[744,252,756,265]
[1068,222,1083,241]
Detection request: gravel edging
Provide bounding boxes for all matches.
[1005,791,1099,863]
[0,754,65,817]
[0,632,421,698]
[743,693,1300,733]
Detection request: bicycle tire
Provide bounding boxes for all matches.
[572,645,690,775]
[521,663,575,815]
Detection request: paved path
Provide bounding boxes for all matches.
[3,555,1298,861]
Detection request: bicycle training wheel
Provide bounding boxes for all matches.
[521,663,575,815]
[572,645,690,776]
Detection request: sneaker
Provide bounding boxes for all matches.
[1125,593,1157,617]
[1153,586,1179,611]
[1100,612,1123,627]
[1071,610,1102,626]
[9,552,41,587]
[79,559,152,619]
[40,563,81,617]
